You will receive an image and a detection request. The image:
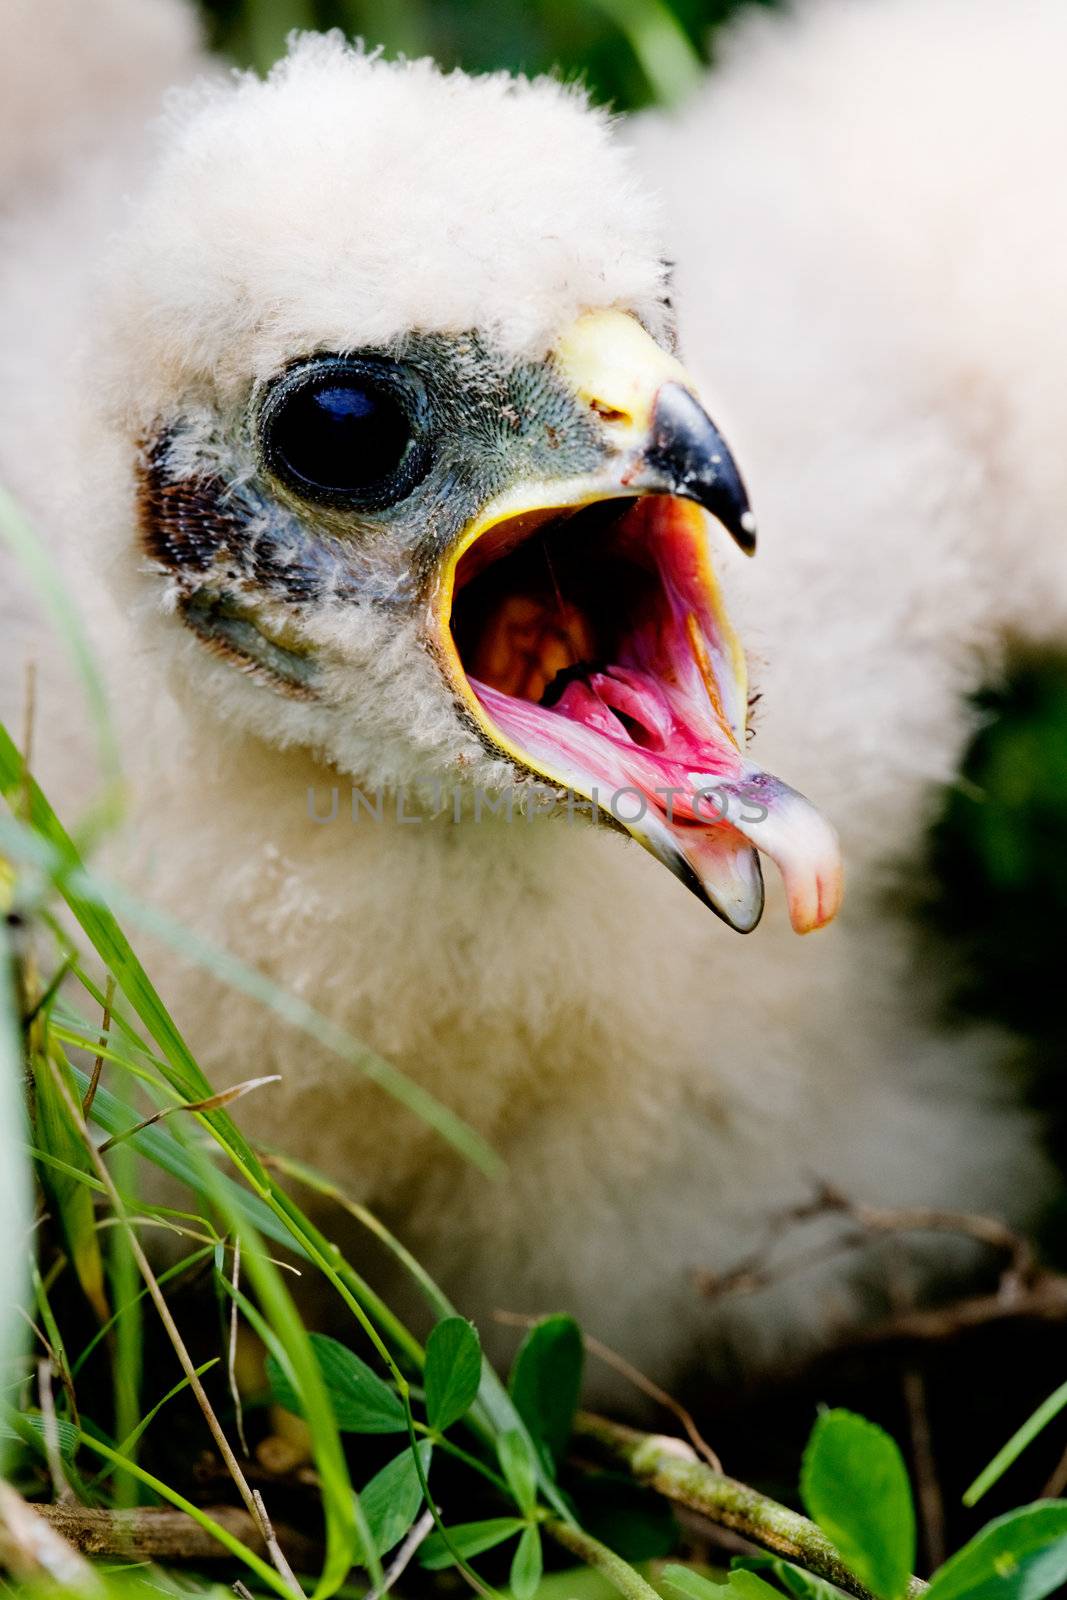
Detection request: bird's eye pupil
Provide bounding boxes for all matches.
[264,365,425,503]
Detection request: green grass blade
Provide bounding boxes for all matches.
[106,1358,220,1469]
[964,1377,1067,1506]
[0,930,35,1442]
[31,1043,108,1319]
[71,1247,215,1378]
[583,0,702,105]
[108,1136,143,1503]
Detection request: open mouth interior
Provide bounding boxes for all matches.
[447,494,843,934]
[451,496,748,814]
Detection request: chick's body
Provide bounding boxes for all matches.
[2,0,1065,1385]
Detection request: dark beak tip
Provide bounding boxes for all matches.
[736,510,758,555]
[645,381,757,558]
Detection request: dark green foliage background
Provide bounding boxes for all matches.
[197,0,772,109]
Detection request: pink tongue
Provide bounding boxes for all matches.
[474,664,842,934]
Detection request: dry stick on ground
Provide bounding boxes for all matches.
[697,1190,1036,1312]
[855,1276,1067,1343]
[696,1183,1067,1351]
[695,1183,1039,1307]
[0,1483,104,1593]
[27,1503,319,1568]
[573,1412,929,1600]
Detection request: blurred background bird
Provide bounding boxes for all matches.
[1,0,1066,1413]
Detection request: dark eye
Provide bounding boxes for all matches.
[259,357,431,508]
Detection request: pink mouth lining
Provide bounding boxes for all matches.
[451,496,842,933]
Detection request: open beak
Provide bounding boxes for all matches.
[432,310,843,935]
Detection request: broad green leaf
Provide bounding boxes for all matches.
[925,1502,1067,1600]
[355,1440,432,1563]
[510,1525,543,1600]
[499,1427,539,1518]
[267,1333,405,1433]
[421,1517,527,1570]
[800,1409,915,1600]
[274,1150,577,1529]
[425,1316,481,1433]
[508,1313,584,1467]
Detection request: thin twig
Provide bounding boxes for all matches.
[903,1365,945,1572]
[81,976,114,1119]
[17,1296,80,1426]
[36,1359,69,1506]
[1042,1439,1067,1499]
[856,1278,1067,1344]
[887,1251,945,1575]
[696,1183,1037,1307]
[97,1074,280,1153]
[365,1507,435,1600]
[494,1310,722,1472]
[229,1236,250,1458]
[251,1490,306,1599]
[572,1412,928,1600]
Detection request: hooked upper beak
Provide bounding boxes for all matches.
[433,310,843,935]
[551,309,757,554]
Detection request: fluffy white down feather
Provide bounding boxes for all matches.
[1,0,1066,1386]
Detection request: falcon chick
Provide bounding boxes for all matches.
[2,0,1065,1382]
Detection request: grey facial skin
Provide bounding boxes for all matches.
[140,330,609,612]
